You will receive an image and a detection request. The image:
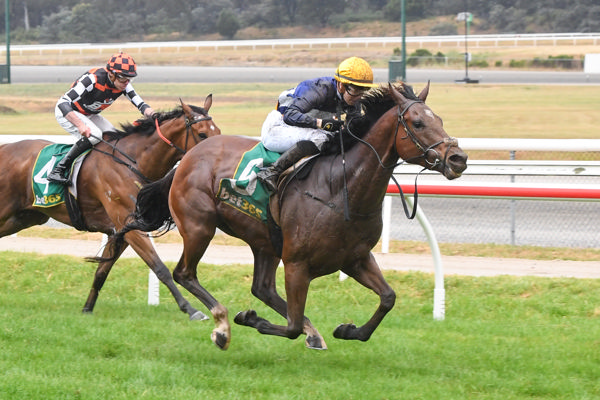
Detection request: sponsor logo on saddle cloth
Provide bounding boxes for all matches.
[31,143,90,207]
[217,143,280,222]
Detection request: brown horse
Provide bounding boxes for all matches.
[111,83,468,350]
[0,96,220,320]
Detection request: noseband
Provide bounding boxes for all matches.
[155,113,213,154]
[395,100,458,170]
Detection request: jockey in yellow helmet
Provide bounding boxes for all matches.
[257,57,377,192]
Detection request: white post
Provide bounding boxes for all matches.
[381,196,392,253]
[147,235,160,305]
[148,269,160,305]
[404,196,445,321]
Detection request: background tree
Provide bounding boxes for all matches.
[217,8,240,39]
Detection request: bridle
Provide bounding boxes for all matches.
[344,97,459,219]
[395,100,458,170]
[155,113,213,154]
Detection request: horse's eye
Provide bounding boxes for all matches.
[413,120,424,129]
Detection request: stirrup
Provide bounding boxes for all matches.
[256,168,278,192]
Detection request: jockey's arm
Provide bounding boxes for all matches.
[65,111,92,138]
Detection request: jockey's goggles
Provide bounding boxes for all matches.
[114,73,134,83]
[345,84,368,97]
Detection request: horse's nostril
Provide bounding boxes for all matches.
[449,153,468,172]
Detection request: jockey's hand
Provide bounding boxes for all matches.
[321,119,343,132]
[79,125,92,138]
[144,107,156,119]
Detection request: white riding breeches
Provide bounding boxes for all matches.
[261,110,333,153]
[55,106,115,145]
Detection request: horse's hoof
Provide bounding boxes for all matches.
[211,330,230,350]
[234,310,256,326]
[333,323,357,340]
[190,310,210,321]
[306,335,328,350]
[81,309,93,315]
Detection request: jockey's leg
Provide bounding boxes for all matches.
[256,140,319,192]
[47,136,93,185]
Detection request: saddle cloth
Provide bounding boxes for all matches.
[31,143,90,207]
[217,143,280,222]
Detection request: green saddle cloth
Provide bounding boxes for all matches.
[31,143,90,207]
[217,143,280,222]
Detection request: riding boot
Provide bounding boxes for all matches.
[257,140,319,192]
[47,137,93,185]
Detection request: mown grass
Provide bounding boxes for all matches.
[0,251,599,399]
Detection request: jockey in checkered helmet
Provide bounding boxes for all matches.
[47,52,155,185]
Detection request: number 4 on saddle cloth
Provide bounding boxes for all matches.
[217,143,282,222]
[32,143,91,208]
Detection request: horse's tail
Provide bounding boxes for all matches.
[86,169,177,264]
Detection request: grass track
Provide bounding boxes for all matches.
[1,252,599,399]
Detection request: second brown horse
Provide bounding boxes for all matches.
[0,96,220,319]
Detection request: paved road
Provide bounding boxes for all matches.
[10,65,600,85]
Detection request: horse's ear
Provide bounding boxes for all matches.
[204,94,213,112]
[418,81,430,102]
[180,98,193,116]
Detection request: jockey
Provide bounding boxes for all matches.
[47,52,156,185]
[256,56,377,192]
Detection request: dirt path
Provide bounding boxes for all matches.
[2,236,598,279]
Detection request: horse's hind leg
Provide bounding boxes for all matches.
[169,223,231,350]
[123,231,208,321]
[244,250,327,350]
[333,253,396,342]
[82,234,129,314]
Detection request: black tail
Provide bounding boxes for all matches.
[87,169,177,264]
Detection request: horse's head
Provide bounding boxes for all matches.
[179,94,221,142]
[390,82,467,180]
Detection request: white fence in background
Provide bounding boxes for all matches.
[2,33,600,56]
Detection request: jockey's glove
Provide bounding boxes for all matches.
[321,119,343,132]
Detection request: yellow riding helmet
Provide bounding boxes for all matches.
[334,57,377,88]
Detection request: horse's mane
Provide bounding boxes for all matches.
[359,81,419,121]
[103,104,208,141]
[323,82,420,155]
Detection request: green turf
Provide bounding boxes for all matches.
[1,252,599,399]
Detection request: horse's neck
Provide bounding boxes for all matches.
[117,120,183,181]
[344,117,399,212]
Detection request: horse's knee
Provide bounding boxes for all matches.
[381,289,396,311]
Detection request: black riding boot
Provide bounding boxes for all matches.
[257,140,319,192]
[47,137,93,185]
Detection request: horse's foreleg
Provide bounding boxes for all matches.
[235,262,310,342]
[82,235,128,313]
[333,253,396,342]
[124,231,208,321]
[248,250,327,350]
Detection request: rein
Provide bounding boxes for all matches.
[93,112,213,183]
